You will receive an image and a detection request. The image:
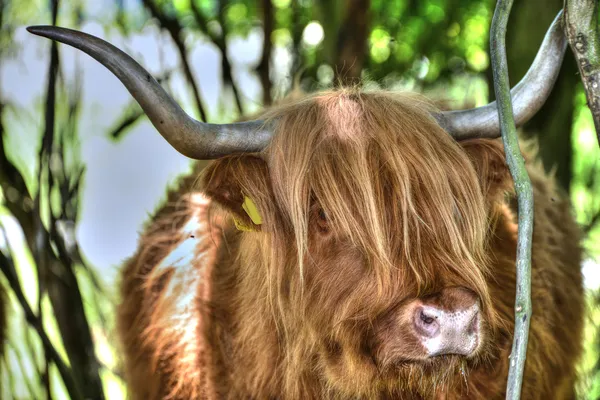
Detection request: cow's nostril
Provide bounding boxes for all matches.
[467,313,479,335]
[415,301,481,357]
[420,311,435,325]
[414,307,440,337]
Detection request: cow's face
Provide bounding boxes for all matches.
[203,91,511,395]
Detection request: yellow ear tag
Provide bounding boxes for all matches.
[242,196,263,225]
[233,216,256,232]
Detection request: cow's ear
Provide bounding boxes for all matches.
[201,155,272,231]
[460,138,514,203]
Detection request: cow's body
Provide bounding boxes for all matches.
[117,91,583,400]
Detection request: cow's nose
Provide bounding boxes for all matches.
[412,289,480,357]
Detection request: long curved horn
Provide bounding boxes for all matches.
[27,26,273,159]
[437,11,567,139]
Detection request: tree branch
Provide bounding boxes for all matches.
[109,70,173,139]
[0,244,82,400]
[257,0,274,105]
[36,1,61,393]
[334,0,371,86]
[143,0,208,121]
[489,1,534,399]
[565,0,600,145]
[290,0,303,80]
[585,209,600,234]
[109,104,145,139]
[34,6,106,396]
[189,0,244,114]
[0,103,35,242]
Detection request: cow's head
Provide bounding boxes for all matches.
[201,91,512,395]
[28,11,565,396]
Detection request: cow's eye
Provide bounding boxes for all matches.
[318,208,327,222]
[316,208,329,232]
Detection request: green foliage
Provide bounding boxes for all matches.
[1,0,599,399]
[572,85,600,258]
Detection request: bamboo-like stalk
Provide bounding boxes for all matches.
[489,1,534,399]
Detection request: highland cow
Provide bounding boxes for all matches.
[28,11,584,400]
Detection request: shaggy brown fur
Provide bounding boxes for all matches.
[117,89,584,399]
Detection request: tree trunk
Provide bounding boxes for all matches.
[493,0,577,191]
[333,0,371,86]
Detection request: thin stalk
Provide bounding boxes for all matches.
[489,1,534,399]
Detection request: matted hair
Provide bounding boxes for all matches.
[199,88,505,396]
[254,88,493,300]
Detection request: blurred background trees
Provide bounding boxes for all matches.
[0,0,599,398]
